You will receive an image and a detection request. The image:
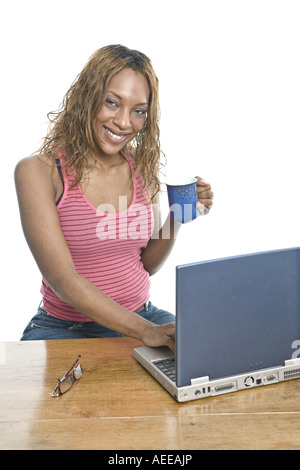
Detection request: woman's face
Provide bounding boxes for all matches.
[94,68,150,159]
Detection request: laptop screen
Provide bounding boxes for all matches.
[176,247,300,387]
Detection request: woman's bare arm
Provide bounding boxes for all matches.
[14,156,175,350]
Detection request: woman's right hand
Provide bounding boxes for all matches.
[142,322,176,352]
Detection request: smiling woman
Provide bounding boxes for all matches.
[39,45,162,201]
[94,68,150,161]
[14,44,213,345]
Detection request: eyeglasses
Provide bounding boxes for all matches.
[51,355,83,397]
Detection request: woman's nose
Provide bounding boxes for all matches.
[113,108,131,129]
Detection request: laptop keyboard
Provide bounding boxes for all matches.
[154,358,176,382]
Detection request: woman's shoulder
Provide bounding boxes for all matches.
[14,154,58,188]
[15,153,55,172]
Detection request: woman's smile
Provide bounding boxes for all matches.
[103,125,131,142]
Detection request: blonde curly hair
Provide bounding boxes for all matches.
[37,44,164,201]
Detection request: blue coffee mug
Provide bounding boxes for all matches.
[166,178,199,223]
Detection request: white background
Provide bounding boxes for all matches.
[1,0,299,341]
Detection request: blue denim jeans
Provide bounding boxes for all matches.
[20,301,175,341]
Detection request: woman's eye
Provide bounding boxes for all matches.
[135,109,147,116]
[106,99,117,107]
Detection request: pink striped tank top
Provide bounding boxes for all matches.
[41,152,154,322]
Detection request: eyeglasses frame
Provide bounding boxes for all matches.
[51,354,83,397]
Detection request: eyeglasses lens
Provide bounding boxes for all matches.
[73,364,83,380]
[59,375,74,394]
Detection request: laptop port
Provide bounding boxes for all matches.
[265,374,277,382]
[244,376,255,387]
[214,383,235,392]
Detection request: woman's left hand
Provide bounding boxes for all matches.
[195,176,214,215]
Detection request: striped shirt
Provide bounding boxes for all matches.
[41,152,154,322]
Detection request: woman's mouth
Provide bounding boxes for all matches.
[104,126,130,142]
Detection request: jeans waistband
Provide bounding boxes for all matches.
[135,300,151,313]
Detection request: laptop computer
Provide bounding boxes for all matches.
[133,247,300,402]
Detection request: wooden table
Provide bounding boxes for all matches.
[0,337,300,450]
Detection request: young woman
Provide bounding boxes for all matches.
[15,45,213,350]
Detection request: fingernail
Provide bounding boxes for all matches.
[198,179,209,186]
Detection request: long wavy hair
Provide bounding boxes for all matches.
[37,44,163,201]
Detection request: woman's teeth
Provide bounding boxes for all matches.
[105,127,125,140]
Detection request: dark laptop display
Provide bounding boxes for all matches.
[176,247,300,387]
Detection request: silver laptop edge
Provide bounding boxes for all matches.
[133,346,300,402]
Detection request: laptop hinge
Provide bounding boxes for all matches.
[190,375,210,385]
[285,357,300,366]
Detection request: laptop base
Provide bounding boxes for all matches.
[133,346,300,402]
